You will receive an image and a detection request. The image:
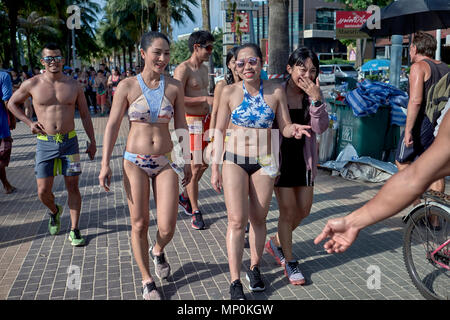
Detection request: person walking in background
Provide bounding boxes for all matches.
[107,68,121,102]
[266,47,329,286]
[7,43,96,246]
[0,69,16,194]
[174,30,215,230]
[94,70,108,116]
[395,31,449,203]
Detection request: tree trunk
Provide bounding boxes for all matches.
[268,0,289,78]
[26,34,34,70]
[128,45,133,71]
[122,46,126,71]
[201,0,215,95]
[355,39,363,68]
[7,4,19,70]
[159,0,172,37]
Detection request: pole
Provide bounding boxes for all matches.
[436,29,441,61]
[389,34,402,88]
[71,28,76,69]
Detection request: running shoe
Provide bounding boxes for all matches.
[142,281,162,300]
[192,210,205,230]
[264,237,286,266]
[229,279,246,300]
[245,266,265,292]
[48,204,62,235]
[68,229,86,247]
[149,246,171,279]
[178,194,193,216]
[284,260,305,285]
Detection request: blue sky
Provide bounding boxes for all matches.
[94,0,222,41]
[172,0,223,39]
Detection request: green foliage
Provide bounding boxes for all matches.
[170,39,190,66]
[170,28,223,68]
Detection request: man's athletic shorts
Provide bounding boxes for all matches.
[395,117,435,163]
[35,130,82,178]
[186,114,210,153]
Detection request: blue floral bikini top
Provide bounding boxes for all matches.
[128,74,174,124]
[230,80,275,129]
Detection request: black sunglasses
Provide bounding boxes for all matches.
[42,56,63,64]
[199,44,213,52]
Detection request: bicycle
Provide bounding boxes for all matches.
[402,190,449,300]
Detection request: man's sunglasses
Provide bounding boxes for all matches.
[199,44,213,52]
[42,56,63,64]
[235,57,259,69]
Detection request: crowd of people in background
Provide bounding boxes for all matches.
[4,63,141,119]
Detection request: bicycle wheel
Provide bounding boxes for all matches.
[403,203,449,300]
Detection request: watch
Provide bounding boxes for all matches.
[311,99,322,106]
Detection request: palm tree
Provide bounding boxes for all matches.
[17,11,61,69]
[2,0,24,70]
[268,0,289,78]
[201,0,215,94]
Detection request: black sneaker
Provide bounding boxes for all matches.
[149,246,171,279]
[191,210,205,230]
[245,266,265,292]
[178,194,193,216]
[230,279,246,300]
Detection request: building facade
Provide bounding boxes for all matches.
[252,0,347,56]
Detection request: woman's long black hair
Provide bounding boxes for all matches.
[225,46,240,85]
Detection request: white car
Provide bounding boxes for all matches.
[319,65,335,85]
[334,65,358,79]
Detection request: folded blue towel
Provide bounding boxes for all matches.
[345,80,408,126]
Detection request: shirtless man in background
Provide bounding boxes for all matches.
[7,43,96,246]
[174,30,215,230]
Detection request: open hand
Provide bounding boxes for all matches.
[292,124,311,139]
[313,217,360,253]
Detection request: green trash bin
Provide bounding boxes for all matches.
[333,100,391,161]
[335,76,358,90]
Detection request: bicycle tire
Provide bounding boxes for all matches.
[403,203,449,300]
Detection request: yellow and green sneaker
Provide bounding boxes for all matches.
[68,229,86,247]
[48,204,62,235]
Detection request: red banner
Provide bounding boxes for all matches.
[231,12,249,33]
[336,11,372,29]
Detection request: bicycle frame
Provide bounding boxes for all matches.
[429,239,449,270]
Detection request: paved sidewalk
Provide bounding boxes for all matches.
[0,116,444,300]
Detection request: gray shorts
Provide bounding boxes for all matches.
[35,130,81,179]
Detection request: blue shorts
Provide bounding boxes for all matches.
[395,117,435,163]
[35,130,82,179]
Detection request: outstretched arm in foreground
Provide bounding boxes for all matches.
[314,111,450,253]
